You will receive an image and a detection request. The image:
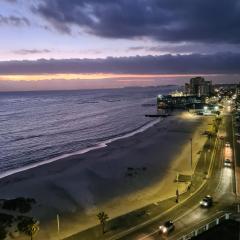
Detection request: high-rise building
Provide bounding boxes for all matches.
[185,77,213,97]
[185,83,190,95]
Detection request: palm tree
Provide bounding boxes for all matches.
[25,222,39,240]
[18,218,39,240]
[97,211,109,234]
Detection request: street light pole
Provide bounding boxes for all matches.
[190,138,193,170]
[190,138,193,186]
[204,150,207,174]
[176,172,179,203]
[57,214,60,240]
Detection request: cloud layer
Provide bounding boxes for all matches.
[35,0,240,43]
[0,53,240,75]
[13,49,51,55]
[0,14,30,26]
[1,0,240,89]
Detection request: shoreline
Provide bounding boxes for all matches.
[0,118,160,180]
[0,111,214,240]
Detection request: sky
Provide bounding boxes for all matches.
[0,0,240,91]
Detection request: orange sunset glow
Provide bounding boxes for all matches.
[0,73,217,81]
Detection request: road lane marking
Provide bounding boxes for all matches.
[137,229,160,240]
[169,211,227,240]
[173,204,199,222]
[137,204,200,240]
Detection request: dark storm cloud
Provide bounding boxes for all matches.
[1,53,240,75]
[128,47,146,51]
[13,49,51,55]
[128,43,240,55]
[0,14,30,27]
[34,0,240,43]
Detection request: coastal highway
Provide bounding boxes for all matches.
[116,113,237,240]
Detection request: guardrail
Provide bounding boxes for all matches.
[177,212,232,240]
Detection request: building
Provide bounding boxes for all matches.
[157,94,204,109]
[157,77,217,111]
[185,83,190,95]
[185,77,213,97]
[157,94,220,115]
[236,83,240,98]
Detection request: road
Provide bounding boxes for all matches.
[117,112,237,240]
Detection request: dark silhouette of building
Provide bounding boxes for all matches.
[157,95,203,109]
[185,77,213,97]
[236,83,240,98]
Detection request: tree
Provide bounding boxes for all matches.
[25,222,39,240]
[0,226,6,240]
[97,211,109,234]
[18,217,39,240]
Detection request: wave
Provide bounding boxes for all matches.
[0,118,162,180]
[14,134,45,141]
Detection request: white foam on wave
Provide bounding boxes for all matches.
[0,118,162,179]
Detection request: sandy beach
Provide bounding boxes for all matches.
[0,111,214,239]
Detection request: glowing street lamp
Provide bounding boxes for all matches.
[204,106,208,112]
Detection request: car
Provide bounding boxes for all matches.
[224,159,232,167]
[225,142,230,147]
[200,195,213,208]
[159,220,175,234]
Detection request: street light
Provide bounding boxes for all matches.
[190,138,193,170]
[176,172,179,203]
[204,106,208,111]
[57,214,60,240]
[190,138,193,186]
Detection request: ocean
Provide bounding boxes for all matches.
[0,86,177,177]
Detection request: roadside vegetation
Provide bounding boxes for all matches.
[0,198,39,240]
